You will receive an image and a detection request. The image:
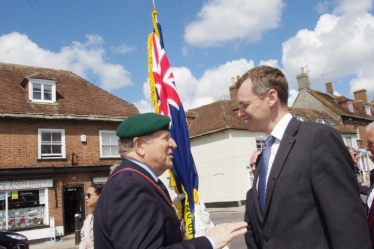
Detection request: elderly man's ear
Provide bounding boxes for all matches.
[133,137,146,156]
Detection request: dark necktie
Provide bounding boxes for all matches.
[258,135,275,214]
[157,179,172,202]
[368,200,374,244]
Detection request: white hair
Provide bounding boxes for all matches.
[366,121,374,132]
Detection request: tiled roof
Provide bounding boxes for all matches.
[187,100,247,137]
[0,62,139,119]
[290,107,354,134]
[309,89,374,121]
[186,99,355,138]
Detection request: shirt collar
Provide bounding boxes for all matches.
[126,157,158,182]
[270,113,293,141]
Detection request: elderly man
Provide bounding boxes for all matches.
[237,65,370,248]
[94,113,247,249]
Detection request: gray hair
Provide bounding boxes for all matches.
[366,121,374,133]
[118,138,135,158]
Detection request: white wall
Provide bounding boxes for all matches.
[190,129,264,204]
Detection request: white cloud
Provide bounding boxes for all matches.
[282,0,374,102]
[184,0,285,48]
[315,1,330,14]
[0,32,132,92]
[134,59,255,112]
[110,44,136,54]
[288,89,299,106]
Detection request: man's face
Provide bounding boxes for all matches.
[237,78,270,133]
[143,130,177,176]
[250,151,261,173]
[367,126,374,162]
[349,150,358,164]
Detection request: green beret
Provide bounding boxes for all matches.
[116,113,170,138]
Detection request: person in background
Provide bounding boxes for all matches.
[346,146,369,195]
[249,150,262,173]
[79,184,103,249]
[365,122,374,247]
[236,65,370,248]
[94,113,247,249]
[244,150,262,248]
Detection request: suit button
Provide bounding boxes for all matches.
[264,236,269,242]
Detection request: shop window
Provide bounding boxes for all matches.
[99,130,120,158]
[38,129,66,159]
[0,190,47,230]
[28,79,57,103]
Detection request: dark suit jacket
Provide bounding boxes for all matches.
[249,118,371,249]
[94,159,212,249]
[244,188,261,249]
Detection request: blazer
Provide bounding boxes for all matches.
[244,188,261,249]
[249,118,371,249]
[93,159,212,249]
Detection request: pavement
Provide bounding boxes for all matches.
[29,178,370,249]
[29,207,245,249]
[30,233,78,249]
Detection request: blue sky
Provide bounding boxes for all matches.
[1,0,374,113]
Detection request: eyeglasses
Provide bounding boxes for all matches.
[237,97,259,111]
[85,193,97,199]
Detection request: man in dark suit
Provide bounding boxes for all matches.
[94,112,247,249]
[237,65,371,249]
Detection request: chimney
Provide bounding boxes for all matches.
[296,67,310,91]
[353,89,368,103]
[325,82,334,95]
[229,75,240,103]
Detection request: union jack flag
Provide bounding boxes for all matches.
[148,18,199,239]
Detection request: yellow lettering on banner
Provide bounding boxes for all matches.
[182,186,194,239]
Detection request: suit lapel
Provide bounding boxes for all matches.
[263,118,300,216]
[252,160,264,222]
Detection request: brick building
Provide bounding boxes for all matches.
[0,62,139,240]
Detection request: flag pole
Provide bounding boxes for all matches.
[152,0,158,23]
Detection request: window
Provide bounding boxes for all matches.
[316,118,325,124]
[256,138,266,150]
[365,106,372,116]
[38,129,65,159]
[28,79,56,103]
[354,122,360,139]
[323,119,335,126]
[345,136,352,147]
[347,101,354,112]
[0,189,48,230]
[99,131,120,158]
[295,115,304,121]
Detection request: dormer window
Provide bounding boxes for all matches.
[295,115,304,121]
[316,118,325,124]
[365,105,372,116]
[347,101,354,112]
[28,78,57,103]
